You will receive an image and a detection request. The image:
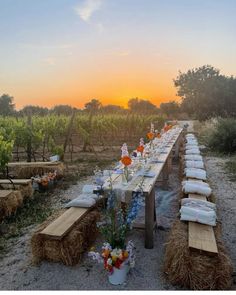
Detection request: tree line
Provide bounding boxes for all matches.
[1,64,235,120]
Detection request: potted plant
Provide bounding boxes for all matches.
[89,178,143,285]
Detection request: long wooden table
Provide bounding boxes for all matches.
[103,127,183,249]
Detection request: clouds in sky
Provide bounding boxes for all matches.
[74,0,103,22]
[19,43,73,50]
[43,57,56,66]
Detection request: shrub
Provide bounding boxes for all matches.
[208,118,236,154]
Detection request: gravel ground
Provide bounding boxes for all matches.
[205,156,236,279]
[0,154,235,290]
[0,163,181,290]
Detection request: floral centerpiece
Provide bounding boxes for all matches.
[155,129,161,139]
[31,171,60,191]
[89,177,143,285]
[136,138,145,156]
[120,143,132,183]
[147,122,155,149]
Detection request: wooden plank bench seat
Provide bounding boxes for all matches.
[32,205,100,265]
[188,193,218,254]
[0,179,32,185]
[0,179,33,199]
[7,161,64,179]
[40,207,90,239]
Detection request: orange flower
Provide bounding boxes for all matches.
[137,145,144,153]
[123,250,129,258]
[163,125,169,132]
[121,155,132,166]
[102,249,110,258]
[147,132,154,140]
[156,133,161,138]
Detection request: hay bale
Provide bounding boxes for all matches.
[0,183,33,199]
[0,190,23,221]
[8,162,65,179]
[31,209,100,266]
[163,220,233,290]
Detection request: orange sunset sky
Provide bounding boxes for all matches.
[1,0,236,109]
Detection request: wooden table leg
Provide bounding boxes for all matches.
[145,188,155,249]
[167,154,172,173]
[174,132,184,160]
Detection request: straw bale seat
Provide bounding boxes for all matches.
[0,179,33,199]
[31,206,100,266]
[163,219,233,290]
[0,190,23,221]
[7,161,64,179]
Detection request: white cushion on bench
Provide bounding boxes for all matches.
[184,155,203,161]
[185,160,204,169]
[181,198,216,211]
[185,148,200,155]
[182,180,212,196]
[65,193,99,208]
[82,185,96,194]
[184,168,206,180]
[180,203,216,226]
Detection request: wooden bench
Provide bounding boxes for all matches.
[7,161,64,179]
[40,207,90,239]
[185,178,218,254]
[0,179,33,199]
[188,193,218,254]
[31,206,100,265]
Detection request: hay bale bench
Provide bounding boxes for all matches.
[164,185,233,289]
[7,161,64,179]
[0,190,23,221]
[31,206,100,266]
[164,134,233,290]
[0,179,33,199]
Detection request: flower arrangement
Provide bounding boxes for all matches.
[136,138,145,155]
[155,129,161,139]
[163,122,172,132]
[121,143,132,183]
[147,122,155,140]
[89,240,135,274]
[147,123,155,150]
[31,171,60,191]
[89,177,144,277]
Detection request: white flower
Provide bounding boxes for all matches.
[102,242,112,251]
[107,258,112,265]
[88,251,103,263]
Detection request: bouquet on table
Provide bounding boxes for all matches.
[146,122,155,150]
[120,143,132,184]
[136,138,145,156]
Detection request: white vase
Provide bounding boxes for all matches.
[108,263,130,285]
